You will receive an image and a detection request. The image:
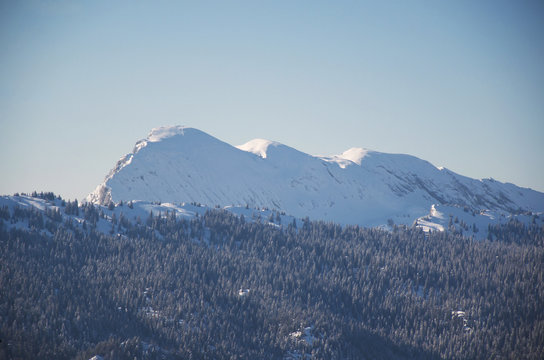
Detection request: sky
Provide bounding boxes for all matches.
[1,0,543,200]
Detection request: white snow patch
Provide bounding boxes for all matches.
[417,204,446,233]
[452,310,465,318]
[451,310,472,333]
[416,219,445,233]
[429,204,443,219]
[289,326,316,346]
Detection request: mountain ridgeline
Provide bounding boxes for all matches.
[88,126,544,228]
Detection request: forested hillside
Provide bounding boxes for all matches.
[1,195,543,359]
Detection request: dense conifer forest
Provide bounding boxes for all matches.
[0,194,543,359]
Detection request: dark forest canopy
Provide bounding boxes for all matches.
[0,193,543,359]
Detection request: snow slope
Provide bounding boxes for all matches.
[87,126,544,228]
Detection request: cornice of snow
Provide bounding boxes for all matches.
[319,147,371,168]
[133,126,201,153]
[340,147,369,165]
[236,139,280,159]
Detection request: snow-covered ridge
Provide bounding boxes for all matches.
[87,125,544,230]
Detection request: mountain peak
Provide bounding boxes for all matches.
[131,126,224,154]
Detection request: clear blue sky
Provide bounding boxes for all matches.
[1,0,543,200]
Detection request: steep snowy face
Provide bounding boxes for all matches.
[88,126,544,227]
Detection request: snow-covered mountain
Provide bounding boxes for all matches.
[87,126,544,229]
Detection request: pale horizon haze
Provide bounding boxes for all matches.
[1,0,543,200]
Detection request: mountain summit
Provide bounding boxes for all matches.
[87,126,544,227]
